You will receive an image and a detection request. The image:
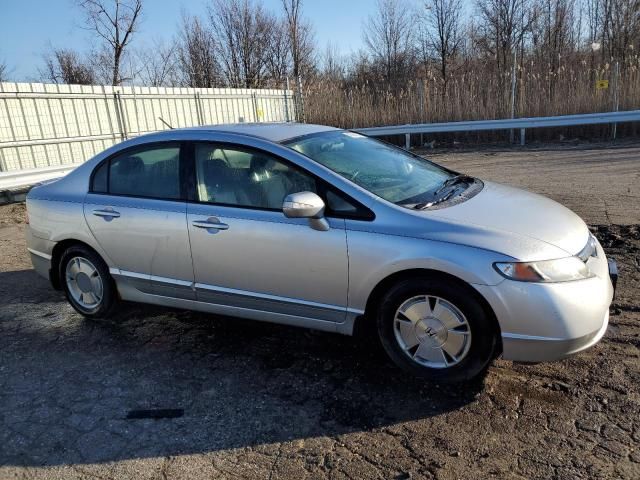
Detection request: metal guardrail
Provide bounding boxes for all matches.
[2,109,640,204]
[355,110,640,148]
[0,164,77,189]
[0,164,79,203]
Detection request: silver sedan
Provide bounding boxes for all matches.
[26,123,617,382]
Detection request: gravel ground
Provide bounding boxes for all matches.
[0,143,639,479]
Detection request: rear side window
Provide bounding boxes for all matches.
[92,161,108,193]
[92,144,181,200]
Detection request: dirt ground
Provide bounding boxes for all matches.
[0,143,639,479]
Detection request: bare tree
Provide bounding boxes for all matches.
[363,0,415,86]
[475,0,531,85]
[40,48,96,84]
[137,39,178,86]
[281,0,315,80]
[77,0,143,85]
[209,0,275,88]
[530,0,578,77]
[86,47,115,84]
[321,42,345,80]
[420,0,464,95]
[604,0,640,64]
[264,18,291,87]
[0,59,8,82]
[177,14,218,88]
[586,0,601,44]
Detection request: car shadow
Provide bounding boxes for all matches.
[0,269,484,467]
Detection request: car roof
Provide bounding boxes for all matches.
[176,122,340,143]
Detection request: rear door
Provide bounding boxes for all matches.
[186,142,349,324]
[84,142,195,299]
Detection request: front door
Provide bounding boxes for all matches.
[84,142,194,299]
[186,142,349,324]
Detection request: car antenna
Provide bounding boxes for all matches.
[158,117,174,129]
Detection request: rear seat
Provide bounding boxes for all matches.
[147,157,180,199]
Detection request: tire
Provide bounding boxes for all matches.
[376,275,498,383]
[59,244,117,318]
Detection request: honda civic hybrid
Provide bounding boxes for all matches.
[26,123,617,382]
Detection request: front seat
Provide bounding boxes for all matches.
[249,155,290,209]
[201,159,252,205]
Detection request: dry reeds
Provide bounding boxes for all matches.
[303,55,640,136]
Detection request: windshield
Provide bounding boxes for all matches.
[284,131,454,206]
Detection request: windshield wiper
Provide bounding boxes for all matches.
[434,174,474,195]
[412,189,458,209]
[411,175,474,210]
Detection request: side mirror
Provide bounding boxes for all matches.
[282,191,330,231]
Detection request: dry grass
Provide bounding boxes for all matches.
[304,55,640,135]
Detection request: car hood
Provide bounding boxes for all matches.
[419,181,589,260]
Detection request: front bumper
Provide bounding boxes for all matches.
[608,258,618,298]
[500,310,609,363]
[473,242,615,363]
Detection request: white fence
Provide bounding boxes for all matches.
[0,82,295,172]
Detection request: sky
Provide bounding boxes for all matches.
[0,0,377,81]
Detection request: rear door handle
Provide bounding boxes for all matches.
[93,208,120,219]
[192,220,229,231]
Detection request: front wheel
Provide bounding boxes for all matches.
[59,245,117,318]
[377,276,498,383]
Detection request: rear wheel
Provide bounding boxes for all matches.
[377,275,498,383]
[59,245,117,318]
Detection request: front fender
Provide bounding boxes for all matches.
[346,229,509,312]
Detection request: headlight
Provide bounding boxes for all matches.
[577,233,598,262]
[494,257,594,283]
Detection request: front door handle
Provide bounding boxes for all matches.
[93,208,120,219]
[192,219,229,231]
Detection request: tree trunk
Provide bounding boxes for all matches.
[113,49,121,86]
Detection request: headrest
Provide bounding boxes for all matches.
[250,154,274,171]
[204,158,230,171]
[115,156,144,176]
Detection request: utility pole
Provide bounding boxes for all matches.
[509,49,517,143]
[296,75,306,123]
[418,79,425,146]
[612,61,620,139]
[283,78,290,122]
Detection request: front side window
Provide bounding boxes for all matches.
[93,144,181,200]
[284,131,454,206]
[194,144,317,209]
